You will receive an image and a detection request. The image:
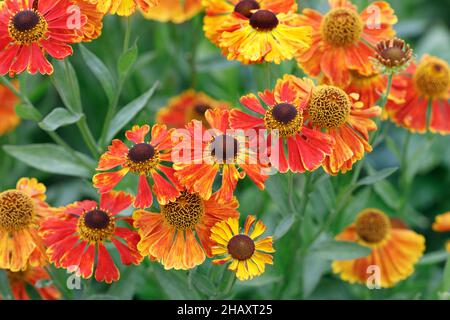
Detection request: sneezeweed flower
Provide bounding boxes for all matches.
[432,212,450,252]
[133,190,239,270]
[332,208,425,288]
[386,55,450,135]
[141,0,202,24]
[156,90,230,129]
[230,75,335,173]
[210,215,274,281]
[0,178,53,272]
[74,0,105,42]
[204,0,312,64]
[40,191,142,283]
[91,0,158,16]
[286,75,381,175]
[4,265,60,300]
[93,124,180,209]
[0,80,20,135]
[0,0,86,76]
[203,0,298,46]
[296,0,397,86]
[173,108,269,201]
[372,38,413,74]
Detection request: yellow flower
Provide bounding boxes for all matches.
[210,215,275,281]
[141,0,202,24]
[90,0,158,16]
[332,209,425,288]
[0,178,56,271]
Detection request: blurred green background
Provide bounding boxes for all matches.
[0,0,449,300]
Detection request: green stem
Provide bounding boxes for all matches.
[62,60,100,158]
[265,62,271,89]
[98,17,132,148]
[398,132,412,217]
[380,73,394,108]
[0,76,93,171]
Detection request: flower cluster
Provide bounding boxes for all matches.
[0,0,449,299]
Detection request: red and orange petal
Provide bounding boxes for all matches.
[218,11,312,64]
[74,0,105,42]
[210,215,275,281]
[386,59,450,135]
[322,103,381,175]
[141,0,202,23]
[93,124,180,209]
[332,222,425,288]
[5,266,60,300]
[156,90,230,128]
[0,178,52,272]
[203,0,298,46]
[40,191,142,284]
[91,0,158,16]
[133,191,239,270]
[173,108,268,201]
[0,80,20,135]
[433,212,450,233]
[296,0,397,87]
[0,0,86,76]
[322,71,388,109]
[230,76,335,173]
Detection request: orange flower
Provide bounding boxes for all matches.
[141,0,202,23]
[40,191,142,283]
[90,0,158,16]
[296,0,397,86]
[332,209,425,288]
[204,0,312,64]
[230,75,335,173]
[0,81,20,135]
[0,0,86,76]
[284,76,381,175]
[173,108,269,201]
[4,265,60,300]
[133,190,239,270]
[386,55,450,135]
[0,178,54,272]
[432,212,450,252]
[156,90,230,129]
[210,215,275,281]
[93,124,180,209]
[74,0,105,42]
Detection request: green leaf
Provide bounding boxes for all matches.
[190,271,216,296]
[152,265,200,300]
[418,251,449,266]
[51,60,82,113]
[38,108,83,132]
[357,167,398,186]
[79,44,117,103]
[265,174,290,215]
[106,82,159,142]
[14,104,42,121]
[0,270,13,300]
[274,215,295,240]
[442,256,450,292]
[118,44,138,80]
[313,240,371,261]
[3,144,93,178]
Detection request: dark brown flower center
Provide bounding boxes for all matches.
[84,209,110,230]
[161,192,204,231]
[194,104,212,115]
[250,10,279,31]
[355,209,391,244]
[228,234,255,260]
[13,10,40,32]
[234,0,260,18]
[211,135,239,162]
[128,143,155,163]
[272,103,298,124]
